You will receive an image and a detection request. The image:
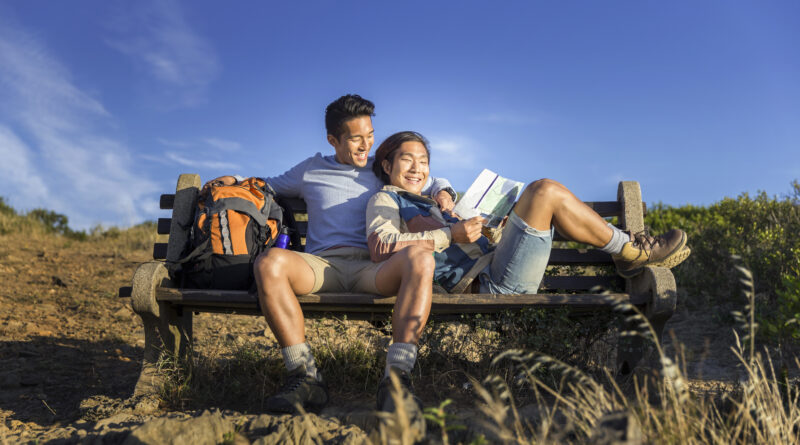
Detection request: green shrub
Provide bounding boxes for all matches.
[646,181,800,344]
[645,184,800,308]
[759,267,800,345]
[0,197,16,216]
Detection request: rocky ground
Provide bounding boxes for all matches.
[0,232,776,444]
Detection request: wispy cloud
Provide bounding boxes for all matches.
[105,0,219,108]
[0,18,159,228]
[0,126,49,207]
[157,137,191,148]
[203,137,241,152]
[427,135,478,169]
[165,152,240,170]
[153,137,242,169]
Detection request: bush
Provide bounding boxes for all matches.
[645,181,800,344]
[645,184,800,307]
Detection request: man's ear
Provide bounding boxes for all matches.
[327,134,338,148]
[382,159,392,176]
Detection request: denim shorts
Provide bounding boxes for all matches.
[478,211,553,294]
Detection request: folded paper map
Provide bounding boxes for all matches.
[452,169,524,228]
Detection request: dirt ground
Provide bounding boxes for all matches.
[0,232,776,443]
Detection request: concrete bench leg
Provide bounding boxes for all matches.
[617,266,677,374]
[131,261,193,397]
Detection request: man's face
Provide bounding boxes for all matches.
[327,116,374,167]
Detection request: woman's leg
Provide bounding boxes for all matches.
[373,245,436,344]
[508,178,689,278]
[513,178,613,247]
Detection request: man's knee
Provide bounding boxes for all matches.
[253,248,291,282]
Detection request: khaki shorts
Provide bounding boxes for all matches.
[294,247,384,294]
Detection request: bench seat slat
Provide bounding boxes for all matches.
[155,287,644,311]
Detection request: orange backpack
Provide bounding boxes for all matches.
[172,177,284,289]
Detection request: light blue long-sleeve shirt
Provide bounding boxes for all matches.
[262,153,452,254]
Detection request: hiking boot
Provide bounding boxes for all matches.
[612,229,690,278]
[265,364,328,414]
[376,367,426,439]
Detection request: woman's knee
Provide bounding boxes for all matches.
[402,245,435,275]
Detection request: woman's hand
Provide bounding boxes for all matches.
[434,189,455,213]
[451,216,485,244]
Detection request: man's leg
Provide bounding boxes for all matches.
[253,248,316,347]
[253,248,328,413]
[512,178,688,277]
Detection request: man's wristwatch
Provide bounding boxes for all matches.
[441,187,457,201]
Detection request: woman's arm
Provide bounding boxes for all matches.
[366,192,452,262]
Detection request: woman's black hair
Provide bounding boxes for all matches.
[372,131,431,184]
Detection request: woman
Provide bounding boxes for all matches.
[366,131,690,294]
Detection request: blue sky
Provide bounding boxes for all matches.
[0,1,798,229]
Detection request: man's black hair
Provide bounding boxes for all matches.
[325,94,375,139]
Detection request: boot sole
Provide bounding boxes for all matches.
[617,245,691,278]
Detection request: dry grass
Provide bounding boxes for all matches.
[467,267,800,444]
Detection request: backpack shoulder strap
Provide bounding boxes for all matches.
[207,197,268,226]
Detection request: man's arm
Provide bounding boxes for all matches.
[260,157,314,198]
[203,157,312,198]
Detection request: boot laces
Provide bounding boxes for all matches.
[277,372,306,395]
[631,228,664,255]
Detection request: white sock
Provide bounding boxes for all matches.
[600,223,630,255]
[281,342,320,381]
[385,342,417,377]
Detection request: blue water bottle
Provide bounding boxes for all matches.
[275,226,290,249]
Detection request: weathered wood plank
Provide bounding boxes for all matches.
[540,275,622,291]
[279,197,307,214]
[153,243,168,260]
[157,218,172,235]
[160,194,175,210]
[155,287,642,311]
[548,248,614,265]
[274,200,638,218]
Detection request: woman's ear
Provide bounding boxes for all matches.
[382,159,392,176]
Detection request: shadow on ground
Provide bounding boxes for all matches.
[0,336,141,426]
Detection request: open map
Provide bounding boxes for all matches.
[452,169,524,228]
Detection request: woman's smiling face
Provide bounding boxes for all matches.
[383,141,430,195]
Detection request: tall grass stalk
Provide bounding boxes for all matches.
[468,265,799,444]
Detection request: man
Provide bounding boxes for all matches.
[208,95,454,425]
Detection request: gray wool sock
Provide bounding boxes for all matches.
[385,342,418,377]
[600,223,630,255]
[282,342,320,381]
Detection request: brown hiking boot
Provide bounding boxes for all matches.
[612,229,690,278]
[265,364,328,414]
[376,367,426,440]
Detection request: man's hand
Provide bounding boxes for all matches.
[202,175,237,193]
[434,189,455,213]
[451,216,485,244]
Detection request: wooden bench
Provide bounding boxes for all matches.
[119,174,677,396]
